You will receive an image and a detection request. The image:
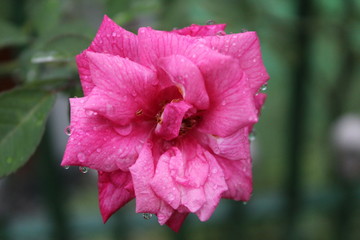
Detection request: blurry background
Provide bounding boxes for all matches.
[0,0,360,239]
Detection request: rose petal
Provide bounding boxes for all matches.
[165,211,189,232]
[197,56,258,137]
[85,52,158,124]
[129,143,161,213]
[61,97,151,171]
[138,27,198,69]
[157,201,174,225]
[200,128,251,161]
[76,52,94,96]
[155,100,193,140]
[172,23,227,37]
[76,15,139,96]
[158,55,209,109]
[203,32,269,93]
[216,156,252,201]
[89,15,139,61]
[151,147,182,209]
[98,170,134,222]
[196,151,227,221]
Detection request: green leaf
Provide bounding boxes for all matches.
[26,0,61,35]
[0,87,56,177]
[0,20,28,48]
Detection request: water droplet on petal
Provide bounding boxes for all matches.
[63,166,70,170]
[64,126,71,136]
[77,152,86,162]
[249,131,256,142]
[143,213,153,220]
[260,83,268,92]
[85,110,95,116]
[206,20,216,25]
[79,166,89,174]
[212,168,218,174]
[114,124,133,136]
[96,148,101,153]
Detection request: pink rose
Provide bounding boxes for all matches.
[62,15,269,231]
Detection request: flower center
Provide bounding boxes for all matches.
[179,115,201,136]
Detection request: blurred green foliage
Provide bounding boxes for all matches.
[0,0,359,239]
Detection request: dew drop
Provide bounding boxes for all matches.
[77,152,86,162]
[143,213,153,220]
[96,148,101,153]
[64,126,71,136]
[114,124,133,136]
[79,166,89,174]
[85,110,94,116]
[260,83,268,92]
[63,165,70,170]
[212,168,218,174]
[243,201,248,205]
[249,131,256,142]
[206,20,216,25]
[168,193,175,201]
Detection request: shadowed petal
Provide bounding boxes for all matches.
[98,170,134,222]
[165,212,189,232]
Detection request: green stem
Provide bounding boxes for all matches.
[284,0,313,239]
[37,128,72,240]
